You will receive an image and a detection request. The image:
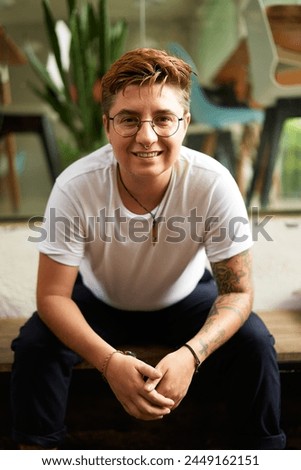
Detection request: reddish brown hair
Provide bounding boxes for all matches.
[100,48,192,115]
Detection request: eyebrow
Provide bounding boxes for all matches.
[114,108,177,116]
[113,109,137,116]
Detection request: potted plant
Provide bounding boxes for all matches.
[25,0,128,168]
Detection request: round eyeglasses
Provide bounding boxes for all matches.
[109,112,184,137]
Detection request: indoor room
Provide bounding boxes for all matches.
[0,0,300,453]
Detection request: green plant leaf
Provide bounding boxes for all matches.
[66,0,76,17]
[98,0,110,76]
[24,44,61,96]
[110,19,128,62]
[87,2,98,42]
[27,82,74,131]
[25,0,127,157]
[70,9,101,150]
[42,0,63,74]
[42,0,72,102]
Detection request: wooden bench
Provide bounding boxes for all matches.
[258,310,301,369]
[1,311,300,450]
[1,310,301,373]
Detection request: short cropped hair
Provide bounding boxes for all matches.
[100,48,192,115]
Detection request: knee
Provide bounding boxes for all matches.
[11,314,81,369]
[238,314,277,365]
[11,314,58,361]
[249,329,276,363]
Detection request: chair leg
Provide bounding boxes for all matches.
[248,98,301,208]
[246,107,275,207]
[200,131,218,156]
[236,124,260,198]
[216,131,236,176]
[260,110,284,208]
[260,99,301,207]
[0,113,61,184]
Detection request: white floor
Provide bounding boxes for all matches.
[251,215,301,311]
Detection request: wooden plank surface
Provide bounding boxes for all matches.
[1,310,301,372]
[258,310,301,363]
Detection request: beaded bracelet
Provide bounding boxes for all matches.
[101,349,136,381]
[183,343,201,373]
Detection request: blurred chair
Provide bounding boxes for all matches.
[0,25,27,210]
[167,42,264,190]
[0,107,61,205]
[243,0,301,207]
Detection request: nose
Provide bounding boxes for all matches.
[135,120,158,147]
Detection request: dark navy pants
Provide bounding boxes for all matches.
[10,270,286,449]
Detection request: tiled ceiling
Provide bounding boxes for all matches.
[0,0,205,27]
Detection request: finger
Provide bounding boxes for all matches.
[151,389,175,407]
[144,376,162,392]
[143,388,175,408]
[140,404,172,420]
[137,361,162,380]
[142,403,172,418]
[124,395,172,421]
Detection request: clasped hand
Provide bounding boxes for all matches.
[105,349,195,420]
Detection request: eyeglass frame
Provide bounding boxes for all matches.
[108,112,184,138]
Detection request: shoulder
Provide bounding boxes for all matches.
[177,145,236,194]
[179,145,231,178]
[56,143,114,188]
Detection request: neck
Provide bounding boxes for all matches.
[117,165,172,214]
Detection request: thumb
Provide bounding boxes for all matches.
[144,375,162,392]
[137,361,162,381]
[141,364,163,392]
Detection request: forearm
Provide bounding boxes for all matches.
[38,294,174,419]
[37,295,114,372]
[188,249,254,365]
[188,291,252,364]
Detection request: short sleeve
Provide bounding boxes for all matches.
[38,183,86,266]
[203,171,253,263]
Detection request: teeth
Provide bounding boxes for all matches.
[136,152,159,158]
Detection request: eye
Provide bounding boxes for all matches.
[117,115,140,127]
[154,114,176,126]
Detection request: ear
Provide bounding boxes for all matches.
[183,112,191,133]
[103,114,110,142]
[184,112,191,127]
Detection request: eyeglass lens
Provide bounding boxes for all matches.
[112,113,181,137]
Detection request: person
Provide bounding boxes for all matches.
[10,48,285,450]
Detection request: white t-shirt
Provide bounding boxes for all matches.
[38,144,253,311]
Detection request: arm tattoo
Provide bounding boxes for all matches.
[211,249,252,295]
[197,339,209,358]
[195,251,253,359]
[201,305,226,350]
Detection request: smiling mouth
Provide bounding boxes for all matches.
[133,151,162,158]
